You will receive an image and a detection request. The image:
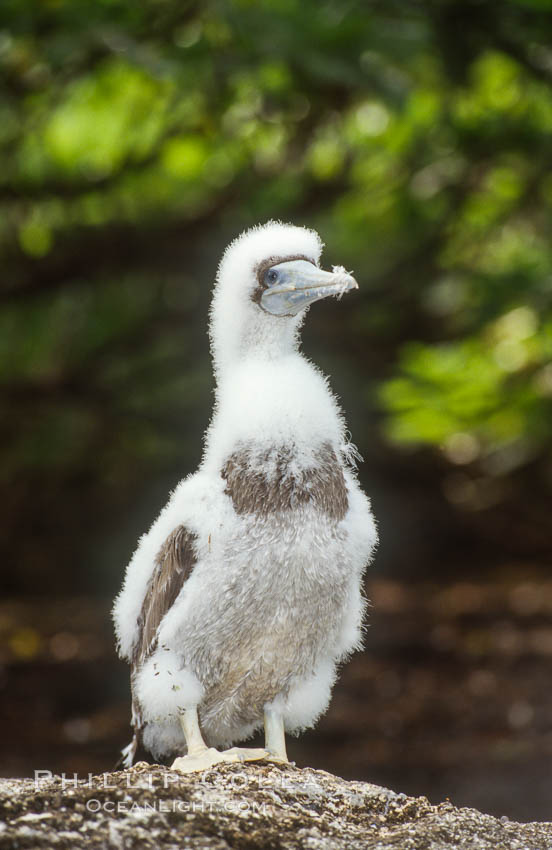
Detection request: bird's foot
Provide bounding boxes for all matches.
[171,746,269,774]
[223,746,272,764]
[264,751,289,764]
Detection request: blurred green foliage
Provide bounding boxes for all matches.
[2,0,552,589]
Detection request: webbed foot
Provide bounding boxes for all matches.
[264,751,289,764]
[171,746,269,774]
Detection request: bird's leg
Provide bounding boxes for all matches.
[170,707,268,774]
[171,707,226,773]
[220,705,290,765]
[179,705,208,756]
[218,706,290,766]
[264,706,289,762]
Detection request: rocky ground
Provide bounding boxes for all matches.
[0,761,550,850]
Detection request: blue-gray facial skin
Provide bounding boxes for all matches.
[260,259,358,317]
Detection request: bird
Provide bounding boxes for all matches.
[113,221,378,773]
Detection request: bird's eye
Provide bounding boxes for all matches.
[264,268,279,286]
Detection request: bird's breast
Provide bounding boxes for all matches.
[220,441,348,522]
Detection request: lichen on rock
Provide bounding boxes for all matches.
[0,761,550,849]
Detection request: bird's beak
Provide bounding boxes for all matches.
[260,259,359,317]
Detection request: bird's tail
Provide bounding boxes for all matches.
[121,734,138,768]
[113,697,142,770]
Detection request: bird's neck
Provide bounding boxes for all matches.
[210,306,306,386]
[203,352,344,471]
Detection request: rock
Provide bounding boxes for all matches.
[0,761,550,849]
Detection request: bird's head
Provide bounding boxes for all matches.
[209,221,358,379]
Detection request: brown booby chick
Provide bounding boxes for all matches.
[113,221,378,772]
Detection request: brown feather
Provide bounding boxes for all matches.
[129,525,197,748]
[221,442,348,521]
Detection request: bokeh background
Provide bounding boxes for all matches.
[1,0,552,822]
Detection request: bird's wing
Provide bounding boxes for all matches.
[125,524,197,765]
[133,524,197,668]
